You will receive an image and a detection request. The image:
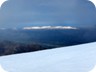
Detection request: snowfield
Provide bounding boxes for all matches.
[0,42,96,72]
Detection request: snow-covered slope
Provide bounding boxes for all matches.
[0,42,96,72]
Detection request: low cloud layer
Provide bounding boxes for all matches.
[0,0,95,28]
[23,26,77,30]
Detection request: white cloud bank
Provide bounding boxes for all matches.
[23,26,77,30]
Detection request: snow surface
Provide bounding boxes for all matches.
[89,65,96,72]
[0,65,7,72]
[0,42,96,72]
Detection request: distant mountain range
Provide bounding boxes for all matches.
[0,26,96,56]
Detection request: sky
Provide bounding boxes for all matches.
[0,0,96,28]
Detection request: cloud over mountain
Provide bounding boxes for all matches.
[23,26,77,30]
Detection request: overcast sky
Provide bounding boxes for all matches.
[0,0,96,28]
